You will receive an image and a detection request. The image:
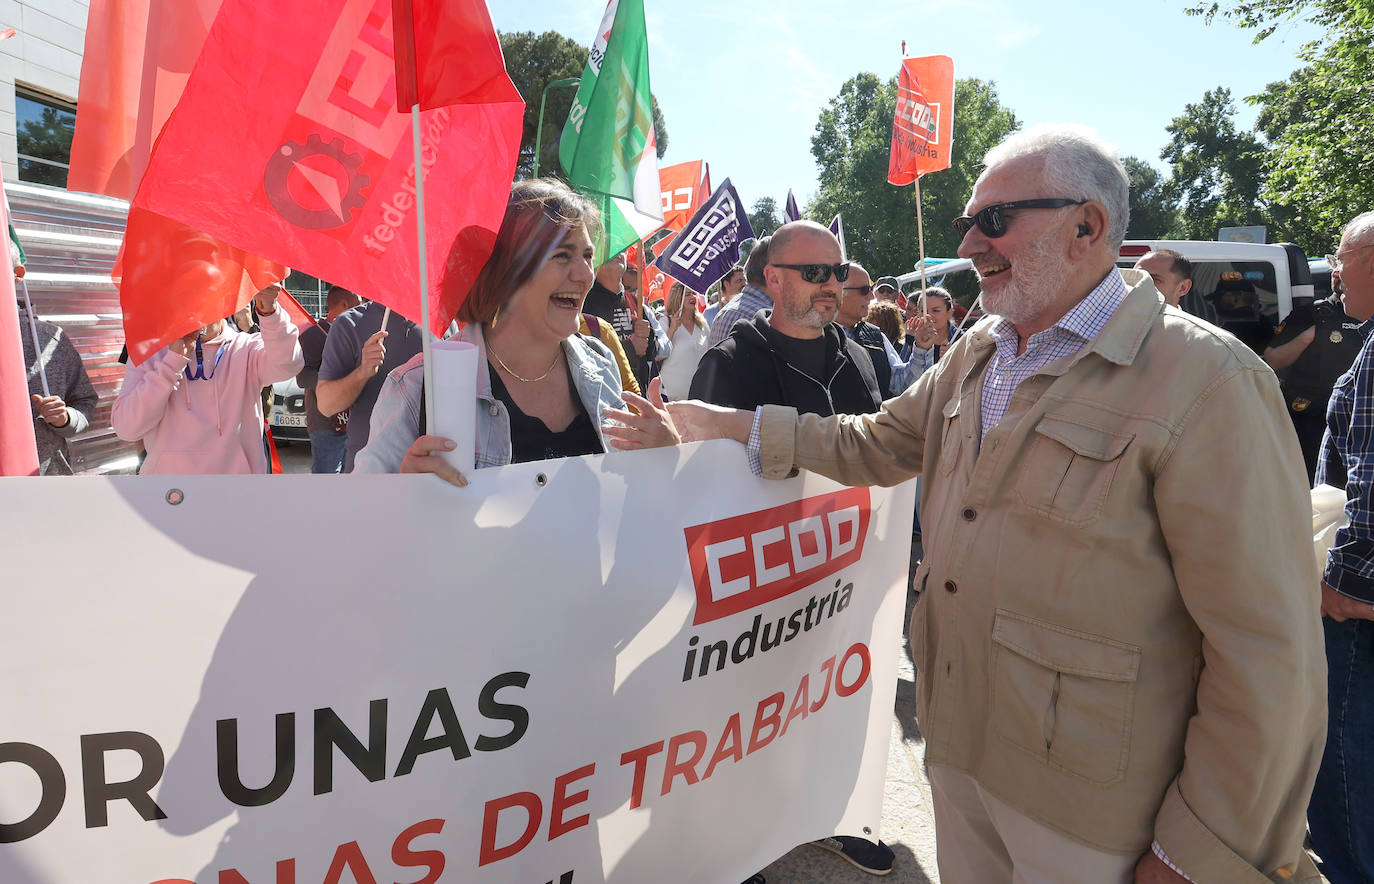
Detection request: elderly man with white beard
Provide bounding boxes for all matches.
[614,124,1327,883]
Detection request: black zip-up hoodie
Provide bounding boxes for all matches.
[687,310,882,416]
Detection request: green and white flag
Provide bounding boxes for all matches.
[559,0,663,261]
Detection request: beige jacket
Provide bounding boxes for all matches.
[758,270,1325,882]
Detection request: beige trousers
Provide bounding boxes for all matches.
[927,764,1140,884]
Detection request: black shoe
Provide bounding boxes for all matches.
[740,875,765,884]
[812,836,895,875]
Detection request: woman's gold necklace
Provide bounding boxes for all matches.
[490,346,562,383]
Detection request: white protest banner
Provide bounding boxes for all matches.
[1,442,915,884]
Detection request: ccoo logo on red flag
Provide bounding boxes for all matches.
[682,488,871,626]
[133,0,523,338]
[888,55,955,186]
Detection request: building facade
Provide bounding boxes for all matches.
[1,0,84,186]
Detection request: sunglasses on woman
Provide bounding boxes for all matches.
[771,262,851,284]
[952,199,1087,239]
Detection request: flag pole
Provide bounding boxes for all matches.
[18,277,49,396]
[412,103,436,438]
[915,174,928,318]
[630,236,643,313]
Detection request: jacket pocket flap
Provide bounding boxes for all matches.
[992,610,1140,681]
[1033,416,1133,461]
[942,395,962,419]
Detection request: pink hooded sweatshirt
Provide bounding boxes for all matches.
[112,308,304,474]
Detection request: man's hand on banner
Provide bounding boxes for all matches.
[602,377,682,450]
[664,398,754,445]
[31,394,70,427]
[400,435,468,487]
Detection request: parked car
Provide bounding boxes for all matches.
[267,377,309,443]
[1118,240,1314,354]
[1310,257,1333,301]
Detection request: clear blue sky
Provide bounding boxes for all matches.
[490,0,1320,213]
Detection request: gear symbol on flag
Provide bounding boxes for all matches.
[263,134,370,230]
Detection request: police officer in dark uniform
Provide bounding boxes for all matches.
[1264,268,1367,482]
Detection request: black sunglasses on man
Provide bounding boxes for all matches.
[770,262,851,284]
[952,199,1087,239]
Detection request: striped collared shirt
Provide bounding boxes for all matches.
[708,284,773,348]
[980,271,1130,439]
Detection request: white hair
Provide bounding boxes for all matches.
[1344,211,1374,247]
[983,123,1131,250]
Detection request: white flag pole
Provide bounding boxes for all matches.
[915,174,929,318]
[411,103,436,438]
[19,277,49,396]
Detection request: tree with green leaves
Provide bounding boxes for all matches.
[1159,88,1267,240]
[749,197,781,237]
[1190,0,1373,254]
[499,30,668,181]
[17,105,75,188]
[809,75,1018,303]
[1122,157,1178,239]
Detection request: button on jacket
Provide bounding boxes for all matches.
[756,270,1325,882]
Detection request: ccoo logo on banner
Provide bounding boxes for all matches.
[0,448,913,884]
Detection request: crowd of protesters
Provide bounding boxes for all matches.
[16,121,1374,884]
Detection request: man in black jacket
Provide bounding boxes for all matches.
[688,220,892,878]
[583,251,657,391]
[690,221,882,416]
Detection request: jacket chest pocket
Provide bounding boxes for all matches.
[937,395,967,476]
[1014,416,1133,526]
[990,610,1140,786]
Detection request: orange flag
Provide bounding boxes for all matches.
[888,55,955,185]
[657,160,710,233]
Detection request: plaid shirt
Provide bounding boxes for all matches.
[708,284,772,348]
[1317,317,1374,603]
[981,271,1129,439]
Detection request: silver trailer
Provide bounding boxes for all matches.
[11,181,140,474]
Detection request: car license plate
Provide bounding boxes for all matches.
[272,413,306,428]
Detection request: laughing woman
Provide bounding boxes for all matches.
[355,179,679,482]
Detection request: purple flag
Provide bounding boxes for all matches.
[830,213,846,260]
[784,189,800,222]
[654,178,755,294]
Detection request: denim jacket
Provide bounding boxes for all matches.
[355,323,624,473]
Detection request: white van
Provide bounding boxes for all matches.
[1118,240,1314,354]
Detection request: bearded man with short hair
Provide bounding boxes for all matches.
[662,125,1326,884]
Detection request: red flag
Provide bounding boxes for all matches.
[1,186,39,476]
[69,0,291,365]
[130,0,524,346]
[392,0,521,110]
[888,55,955,186]
[642,233,680,305]
[67,0,223,199]
[276,289,318,331]
[657,160,710,233]
[114,210,287,365]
